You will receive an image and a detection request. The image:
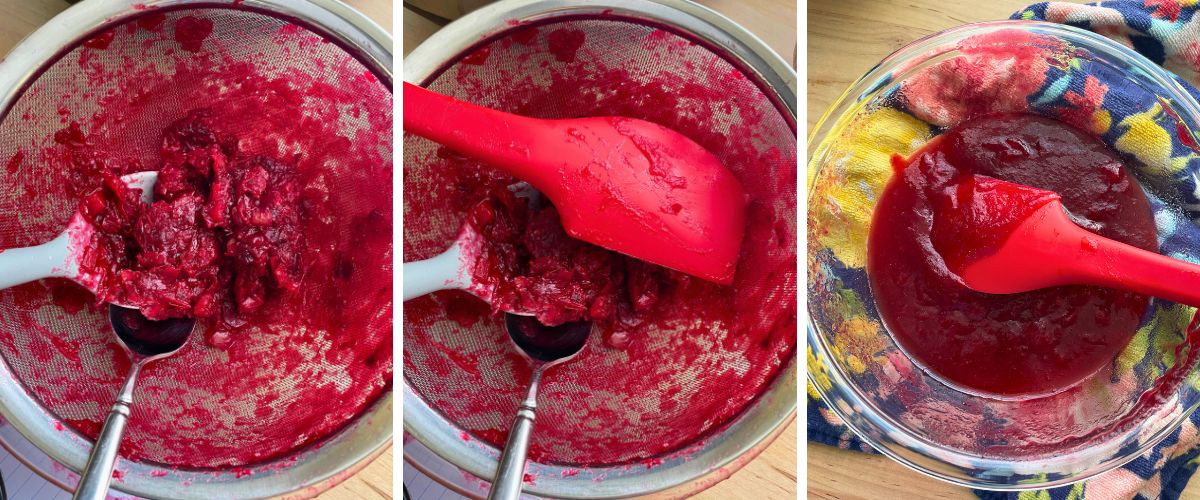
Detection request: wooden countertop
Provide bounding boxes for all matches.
[808,1,1198,498]
[0,2,392,499]
[403,1,797,498]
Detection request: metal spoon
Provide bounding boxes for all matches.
[488,314,591,500]
[73,305,195,500]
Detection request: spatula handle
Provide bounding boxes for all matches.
[402,83,552,187]
[1076,234,1200,308]
[402,243,467,301]
[0,231,72,290]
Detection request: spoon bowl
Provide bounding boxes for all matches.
[108,304,196,359]
[505,313,591,363]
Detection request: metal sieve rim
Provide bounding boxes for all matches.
[0,1,393,499]
[401,0,797,497]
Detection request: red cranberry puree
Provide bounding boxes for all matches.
[78,111,304,338]
[868,113,1158,397]
[464,188,665,326]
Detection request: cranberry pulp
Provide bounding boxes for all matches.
[75,111,309,346]
[76,110,302,328]
[867,113,1158,397]
[464,187,666,326]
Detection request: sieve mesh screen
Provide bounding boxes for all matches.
[0,7,392,469]
[404,18,796,467]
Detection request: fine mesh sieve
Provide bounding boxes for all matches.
[0,1,392,499]
[403,0,796,497]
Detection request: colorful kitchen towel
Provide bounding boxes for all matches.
[808,1,1200,499]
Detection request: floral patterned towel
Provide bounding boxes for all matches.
[809,1,1200,499]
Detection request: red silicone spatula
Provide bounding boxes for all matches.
[948,177,1200,307]
[402,82,747,284]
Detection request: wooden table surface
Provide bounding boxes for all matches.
[0,2,393,499]
[403,1,797,498]
[807,1,1199,498]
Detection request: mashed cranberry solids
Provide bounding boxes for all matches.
[868,113,1158,397]
[464,187,666,326]
[79,111,304,332]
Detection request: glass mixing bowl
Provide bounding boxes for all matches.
[808,21,1200,490]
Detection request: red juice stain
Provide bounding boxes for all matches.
[277,24,302,38]
[149,470,168,477]
[868,113,1158,397]
[111,469,124,481]
[83,31,115,50]
[49,281,94,314]
[461,46,492,66]
[65,419,101,438]
[511,27,538,46]
[6,150,22,174]
[54,121,87,147]
[53,421,65,431]
[522,473,535,485]
[561,469,580,477]
[174,16,214,53]
[137,13,167,32]
[546,28,586,63]
[6,283,44,310]
[445,293,489,328]
[232,467,252,478]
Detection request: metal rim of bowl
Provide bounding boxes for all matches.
[402,0,797,498]
[0,1,393,499]
[807,19,1200,492]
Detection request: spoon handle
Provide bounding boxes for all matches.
[74,363,141,500]
[402,243,467,301]
[0,231,72,290]
[487,368,544,500]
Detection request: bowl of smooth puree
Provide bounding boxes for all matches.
[808,21,1200,489]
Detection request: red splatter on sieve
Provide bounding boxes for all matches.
[0,2,391,497]
[403,7,796,492]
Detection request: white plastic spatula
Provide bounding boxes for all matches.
[401,221,488,301]
[402,183,539,315]
[0,171,156,296]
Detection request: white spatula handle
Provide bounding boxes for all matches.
[403,244,468,301]
[0,232,73,290]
